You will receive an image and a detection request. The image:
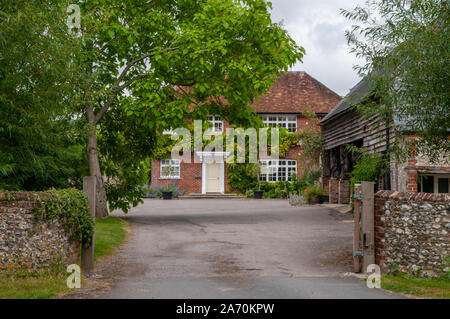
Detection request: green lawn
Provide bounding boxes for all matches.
[382,273,450,299]
[0,272,70,299]
[94,216,128,261]
[0,216,128,299]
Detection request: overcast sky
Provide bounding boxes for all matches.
[269,0,366,96]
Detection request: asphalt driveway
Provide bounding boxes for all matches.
[90,199,403,299]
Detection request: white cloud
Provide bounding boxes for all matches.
[270,0,366,95]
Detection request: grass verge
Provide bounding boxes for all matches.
[0,216,128,299]
[382,273,450,299]
[94,216,128,261]
[0,270,69,299]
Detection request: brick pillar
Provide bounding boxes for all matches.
[338,179,350,204]
[406,170,418,192]
[329,178,339,204]
[406,150,418,193]
[374,195,387,271]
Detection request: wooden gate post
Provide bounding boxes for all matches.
[81,176,96,276]
[361,181,375,273]
[353,184,362,273]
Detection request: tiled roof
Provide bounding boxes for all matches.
[251,71,341,114]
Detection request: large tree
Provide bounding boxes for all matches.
[75,0,304,216]
[342,0,449,160]
[0,0,87,190]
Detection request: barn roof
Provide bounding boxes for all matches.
[320,78,370,125]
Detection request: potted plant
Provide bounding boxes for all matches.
[250,163,265,199]
[305,186,323,204]
[162,188,173,200]
[161,182,177,200]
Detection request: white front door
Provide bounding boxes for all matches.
[206,162,221,193]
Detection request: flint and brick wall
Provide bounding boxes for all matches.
[0,193,80,271]
[374,190,449,277]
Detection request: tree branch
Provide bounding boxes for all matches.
[93,43,179,124]
[94,73,148,124]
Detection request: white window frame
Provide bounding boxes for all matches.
[259,159,297,182]
[206,115,223,133]
[260,115,297,133]
[160,159,180,179]
[418,174,450,194]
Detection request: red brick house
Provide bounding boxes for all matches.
[151,71,341,195]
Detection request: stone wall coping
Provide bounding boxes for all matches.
[375,190,449,202]
[0,190,56,202]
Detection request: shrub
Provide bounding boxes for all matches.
[228,165,322,199]
[292,169,321,193]
[289,193,307,206]
[304,186,323,202]
[143,184,184,198]
[259,180,299,199]
[227,163,258,193]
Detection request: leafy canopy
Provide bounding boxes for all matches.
[77,0,304,212]
[342,0,449,160]
[0,0,87,190]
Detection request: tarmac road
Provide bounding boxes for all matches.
[90,199,404,299]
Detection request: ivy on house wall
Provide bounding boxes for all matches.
[296,108,323,169]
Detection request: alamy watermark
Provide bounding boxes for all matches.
[169,120,280,164]
[66,264,81,289]
[67,4,80,29]
[366,264,381,289]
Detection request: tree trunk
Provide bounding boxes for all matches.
[87,124,109,219]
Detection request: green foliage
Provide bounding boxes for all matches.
[76,0,304,212]
[304,186,323,202]
[297,109,323,168]
[1,0,304,214]
[226,127,300,193]
[0,215,129,299]
[245,189,254,198]
[342,0,450,160]
[261,181,295,199]
[0,271,69,299]
[347,146,387,187]
[229,166,322,198]
[94,216,127,261]
[143,184,184,198]
[23,189,94,248]
[103,158,151,213]
[228,163,259,192]
[382,272,450,299]
[0,0,88,191]
[292,170,322,192]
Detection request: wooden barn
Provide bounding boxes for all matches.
[320,79,450,204]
